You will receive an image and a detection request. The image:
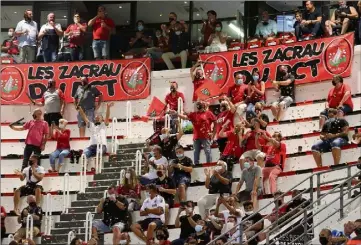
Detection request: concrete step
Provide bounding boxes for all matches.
[87,179,118,188]
[50,227,86,235]
[85,186,109,193]
[103,160,134,168]
[71,200,99,207]
[55,220,86,229]
[77,192,104,201]
[93,172,120,181]
[102,166,124,173]
[118,143,145,149]
[60,212,102,222]
[42,234,104,244]
[67,206,96,214]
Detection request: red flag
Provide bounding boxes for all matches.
[194,79,222,101]
[147,96,166,117]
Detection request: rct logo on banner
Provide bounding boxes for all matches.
[0,66,24,102]
[121,61,150,97]
[324,36,352,75]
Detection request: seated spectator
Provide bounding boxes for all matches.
[198,160,232,218]
[295,1,322,40]
[252,11,277,42]
[1,28,20,63]
[205,21,227,53]
[128,20,153,57]
[38,13,63,62]
[215,196,244,222]
[91,186,129,244]
[172,201,201,245]
[223,215,245,244]
[70,238,83,245]
[141,145,168,185]
[270,65,295,121]
[158,120,183,160]
[165,81,185,133]
[1,206,6,240]
[162,22,189,70]
[312,108,349,167]
[131,184,165,243]
[14,195,42,242]
[244,103,269,130]
[286,190,310,213]
[245,70,265,120]
[155,226,171,245]
[154,165,176,225]
[351,156,361,197]
[318,75,353,131]
[215,97,236,154]
[319,228,333,245]
[234,157,262,207]
[186,219,210,245]
[117,168,141,211]
[259,131,286,194]
[169,145,193,202]
[206,208,223,241]
[190,60,206,102]
[147,29,168,59]
[352,128,361,144]
[267,191,288,224]
[201,10,217,47]
[331,221,355,244]
[49,119,70,172]
[242,201,264,245]
[325,0,358,36]
[13,154,45,216]
[228,72,248,125]
[293,11,303,36]
[64,12,87,61]
[352,219,361,240]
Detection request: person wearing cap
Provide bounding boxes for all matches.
[13,154,45,216]
[33,79,65,127]
[228,72,248,125]
[74,77,103,137]
[10,108,49,170]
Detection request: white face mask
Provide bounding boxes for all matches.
[226,222,235,231]
[8,31,13,37]
[59,124,65,129]
[108,194,116,199]
[119,240,127,245]
[215,166,222,172]
[160,134,168,141]
[245,211,254,215]
[175,31,181,35]
[145,192,151,198]
[125,173,131,179]
[187,207,193,213]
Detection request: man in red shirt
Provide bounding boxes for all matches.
[88,5,115,60]
[201,10,217,47]
[318,75,353,131]
[190,60,206,102]
[165,82,185,133]
[1,28,20,63]
[176,101,216,165]
[227,72,248,125]
[64,13,87,61]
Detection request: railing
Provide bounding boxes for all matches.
[44,193,53,235]
[207,163,361,245]
[135,150,142,176]
[178,97,183,128]
[79,154,87,193]
[119,169,125,186]
[63,173,70,214]
[95,137,103,174]
[8,234,14,241]
[85,212,93,243]
[111,117,119,154]
[164,114,171,129]
[67,231,75,245]
[26,214,34,240]
[126,101,132,138]
[103,189,108,199]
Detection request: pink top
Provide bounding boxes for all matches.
[23,120,49,147]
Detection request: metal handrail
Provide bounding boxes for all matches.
[111,117,118,154]
[85,212,93,242]
[95,136,103,174]
[165,114,170,129]
[44,193,53,235]
[79,154,87,193]
[178,97,183,128]
[26,214,34,240]
[126,101,132,138]
[67,231,75,245]
[206,163,360,245]
[63,173,70,214]
[135,150,142,176]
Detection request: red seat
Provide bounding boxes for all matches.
[247,40,262,49]
[264,38,280,47]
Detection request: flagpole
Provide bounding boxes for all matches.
[198,56,205,76]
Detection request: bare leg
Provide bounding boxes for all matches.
[92,226,98,240]
[165,204,170,225]
[271,105,279,121]
[131,223,147,242]
[112,227,121,245]
[331,148,342,165]
[35,187,42,206]
[13,189,21,215]
[178,184,187,202]
[146,222,157,244]
[79,127,86,138]
[276,104,283,121]
[312,151,322,168]
[341,18,350,35]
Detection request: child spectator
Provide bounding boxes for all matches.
[49,119,70,173]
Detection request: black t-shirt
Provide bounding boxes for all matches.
[179,214,202,239]
[194,231,211,245]
[259,113,269,130]
[303,8,322,21]
[321,118,349,141]
[208,171,233,194]
[102,196,129,226]
[279,73,295,100]
[171,156,194,179]
[155,177,176,202]
[21,205,43,228]
[159,135,179,160]
[242,213,264,245]
[286,198,310,212]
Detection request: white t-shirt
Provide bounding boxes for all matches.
[88,122,107,146]
[140,194,165,219]
[146,156,168,180]
[15,20,38,47]
[40,23,62,35]
[22,166,46,184]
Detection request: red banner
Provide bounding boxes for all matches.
[200,33,354,92]
[0,58,151,105]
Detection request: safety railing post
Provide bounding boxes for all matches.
[303,209,308,244]
[340,185,344,219]
[120,169,125,185]
[26,214,34,240]
[309,175,313,204]
[63,173,70,214]
[103,189,108,199]
[79,154,87,193]
[126,101,132,138]
[347,166,352,199]
[111,117,118,154]
[177,97,183,128]
[44,193,52,235]
[316,174,321,205]
[164,114,170,129]
[136,150,142,176]
[85,212,93,242]
[95,137,103,174]
[67,231,75,245]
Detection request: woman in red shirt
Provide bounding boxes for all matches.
[246,70,266,120]
[215,97,236,153]
[49,119,71,172]
[117,168,141,211]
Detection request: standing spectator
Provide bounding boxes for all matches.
[15,9,38,63]
[14,195,42,242]
[165,81,185,133]
[128,20,153,57]
[88,5,115,60]
[312,108,349,167]
[270,65,295,121]
[158,120,183,160]
[160,12,188,41]
[1,28,20,63]
[201,10,217,47]
[190,60,206,102]
[215,97,236,154]
[38,13,63,62]
[141,145,168,185]
[198,161,232,218]
[49,119,70,173]
[228,72,248,125]
[204,21,228,53]
[169,145,193,202]
[242,201,264,245]
[253,11,277,41]
[295,1,322,40]
[91,186,129,245]
[1,206,6,240]
[74,77,103,137]
[9,108,49,170]
[317,75,353,131]
[162,22,189,70]
[176,101,216,165]
[245,70,265,120]
[319,229,333,245]
[33,79,65,126]
[117,168,142,211]
[131,184,165,243]
[64,13,87,61]
[325,0,358,36]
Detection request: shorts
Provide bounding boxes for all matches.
[320,105,353,118]
[272,96,293,109]
[92,220,125,233]
[240,149,266,161]
[14,226,40,239]
[138,218,163,231]
[44,112,62,126]
[19,184,43,197]
[77,108,95,127]
[311,138,348,153]
[92,40,109,59]
[174,174,191,187]
[236,189,262,203]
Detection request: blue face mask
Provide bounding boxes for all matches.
[235,79,243,85]
[150,151,154,157]
[195,225,203,233]
[138,25,144,31]
[253,75,259,81]
[176,153,184,158]
[243,162,250,169]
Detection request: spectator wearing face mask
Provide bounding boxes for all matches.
[158,122,183,160]
[128,20,153,57]
[10,108,49,170]
[319,229,333,245]
[267,191,288,224]
[245,70,265,121]
[161,12,188,38]
[198,161,232,218]
[351,157,361,197]
[155,226,171,245]
[64,13,87,61]
[252,11,277,42]
[38,13,63,62]
[215,196,244,225]
[14,195,42,242]
[162,22,189,70]
[1,28,20,62]
[244,103,269,130]
[205,21,228,53]
[352,219,361,240]
[190,60,206,102]
[228,72,248,125]
[15,9,38,63]
[147,29,169,59]
[165,81,185,132]
[242,201,264,245]
[270,65,295,121]
[317,75,353,131]
[215,97,236,154]
[205,208,223,241]
[131,184,165,243]
[325,0,358,36]
[223,215,246,245]
[187,219,211,245]
[169,145,193,202]
[201,10,218,47]
[141,145,168,185]
[91,186,129,245]
[295,1,322,41]
[48,119,70,173]
[154,165,176,225]
[118,168,142,211]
